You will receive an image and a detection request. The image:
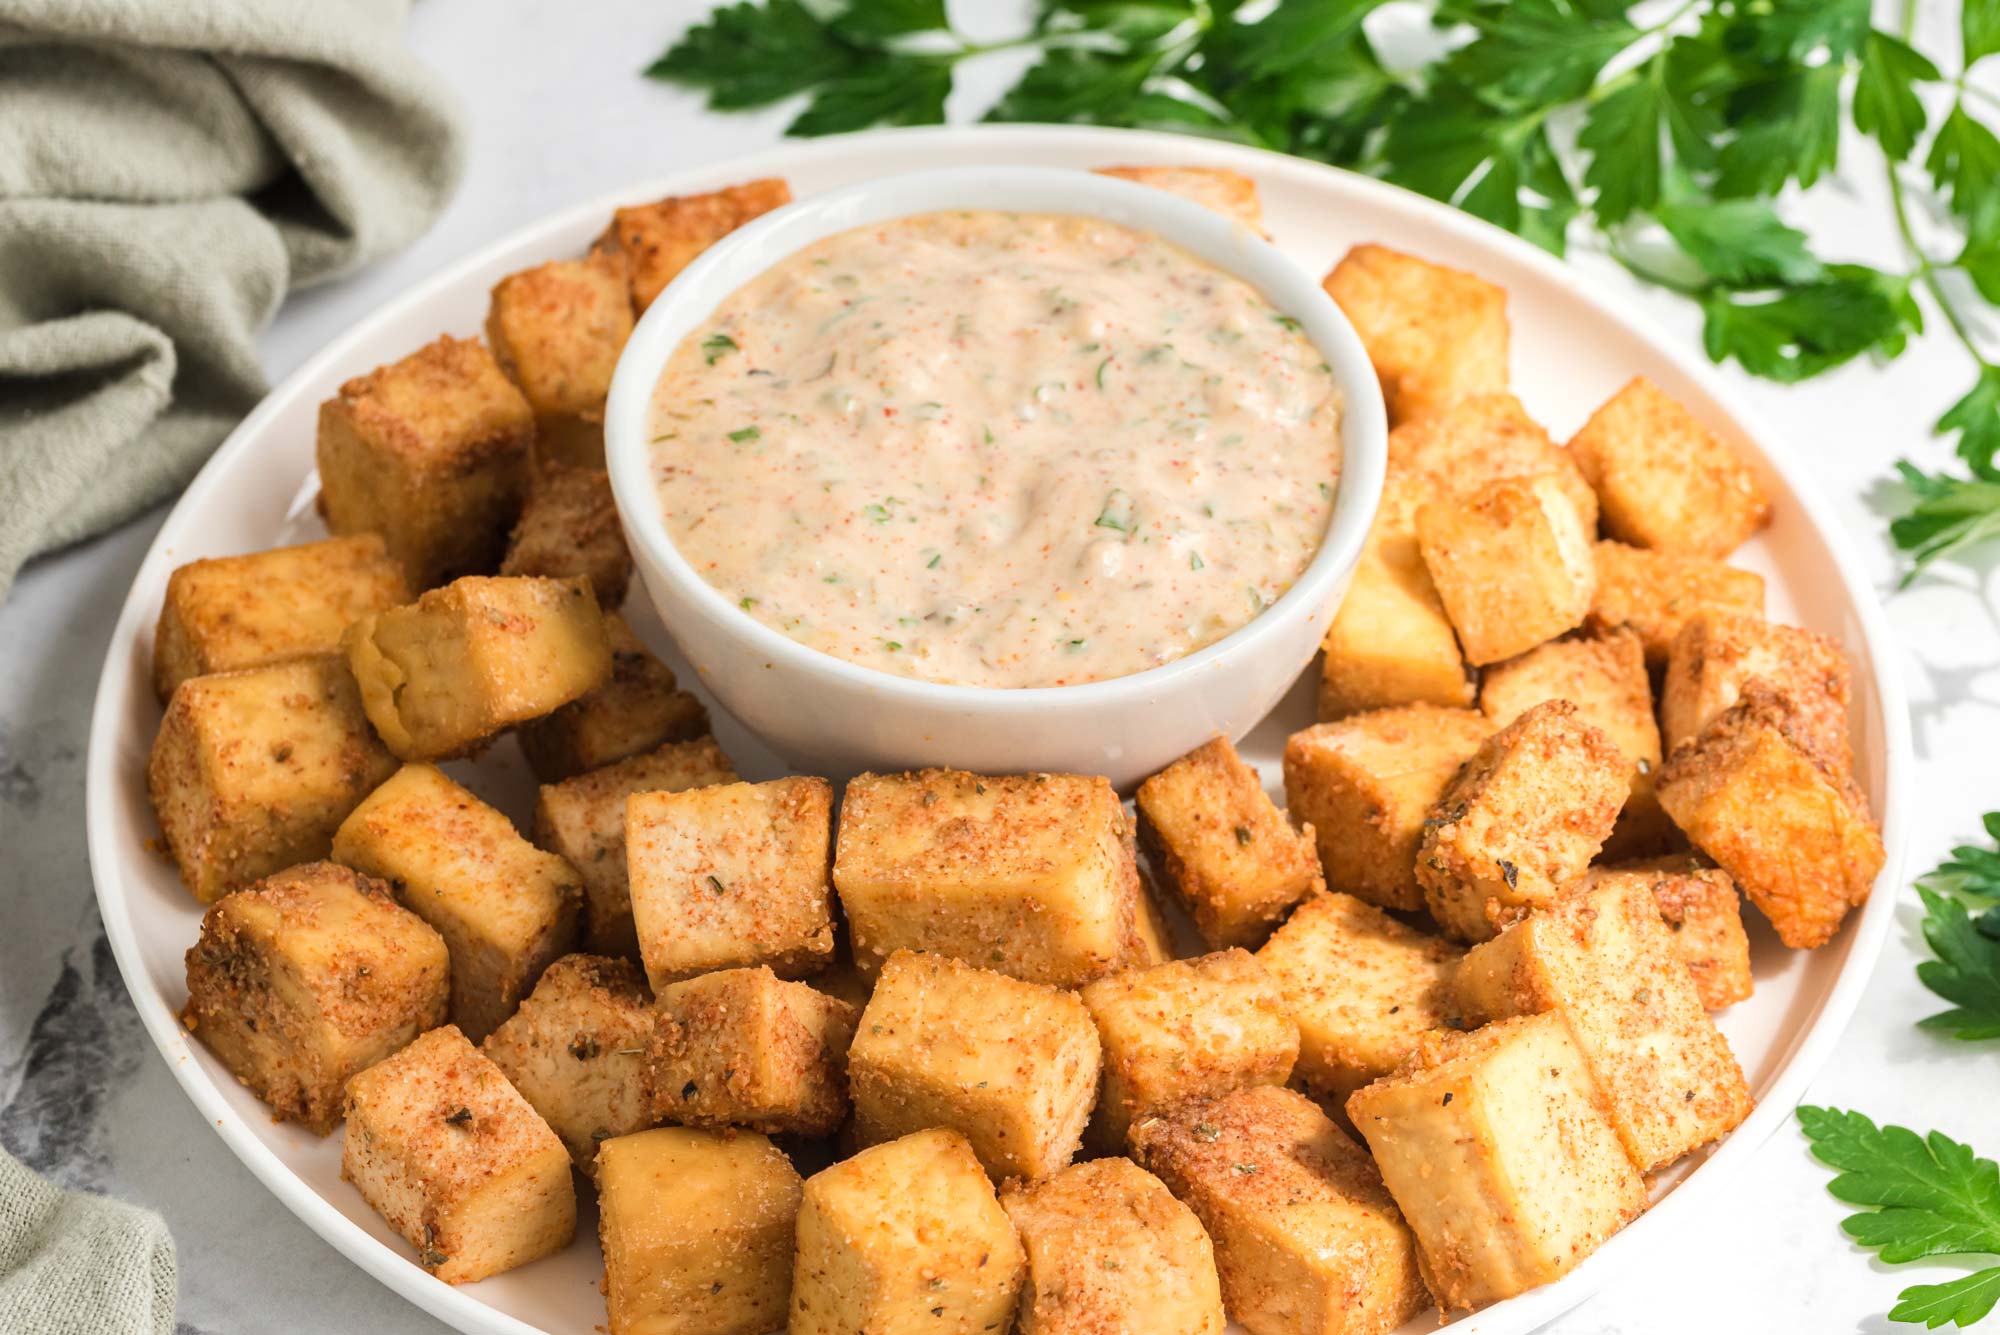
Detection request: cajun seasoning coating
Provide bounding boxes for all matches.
[1317,497,1475,720]
[516,613,708,783]
[1579,859,1754,1009]
[484,252,634,469]
[593,177,793,313]
[1587,539,1766,666]
[1382,391,1598,536]
[1661,611,1854,769]
[647,966,857,1138]
[1322,244,1509,427]
[499,466,634,610]
[1418,474,1597,667]
[1094,163,1265,234]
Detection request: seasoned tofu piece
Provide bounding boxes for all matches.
[315,334,534,588]
[516,613,708,782]
[1135,736,1323,949]
[1283,705,1493,912]
[1588,540,1766,665]
[595,178,793,312]
[1384,392,1599,535]
[333,763,582,1042]
[531,736,738,958]
[648,966,857,1137]
[180,862,448,1134]
[849,951,1101,1182]
[1345,1014,1644,1309]
[1000,1157,1226,1335]
[1419,700,1628,941]
[1318,517,1475,719]
[148,654,397,904]
[1579,859,1754,1008]
[1094,164,1264,233]
[1419,474,1596,665]
[790,1128,1026,1335]
[341,1025,576,1283]
[1131,1085,1427,1335]
[152,534,409,702]
[1322,244,1509,426]
[499,467,633,609]
[1569,375,1771,558]
[1661,612,1853,767]
[485,253,634,469]
[833,769,1140,987]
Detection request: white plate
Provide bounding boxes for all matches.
[85,125,1911,1335]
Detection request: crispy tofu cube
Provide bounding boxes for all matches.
[1322,244,1509,426]
[148,655,397,903]
[597,1126,802,1335]
[1589,540,1766,665]
[1385,392,1598,535]
[315,335,533,588]
[1132,1085,1427,1335]
[849,951,1101,1182]
[1657,684,1884,949]
[485,254,634,469]
[332,763,582,1041]
[516,613,707,783]
[1419,700,1628,941]
[499,467,633,609]
[790,1127,1026,1335]
[1580,859,1754,1008]
[180,862,447,1134]
[1135,737,1324,950]
[1419,474,1596,666]
[1569,376,1771,558]
[1000,1157,1226,1335]
[531,736,738,959]
[1661,612,1853,767]
[1318,521,1475,719]
[1094,164,1264,233]
[833,769,1140,987]
[595,178,793,312]
[648,966,857,1137]
[1282,705,1493,912]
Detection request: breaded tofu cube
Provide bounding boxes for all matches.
[148,654,397,904]
[1132,1085,1427,1335]
[790,1128,1026,1335]
[315,335,533,588]
[1000,1157,1226,1335]
[485,253,634,468]
[1419,700,1628,941]
[1256,893,1462,1109]
[516,613,708,783]
[1589,540,1766,665]
[1322,244,1509,426]
[1419,474,1596,666]
[1135,736,1324,949]
[1385,392,1599,535]
[499,467,633,609]
[342,1025,575,1283]
[1080,950,1299,1152]
[1579,859,1754,1008]
[597,1126,802,1335]
[1346,1014,1643,1309]
[1094,164,1264,233]
[1455,879,1753,1170]
[1569,376,1771,558]
[180,862,448,1134]
[1283,705,1493,912]
[152,535,409,702]
[849,951,1101,1181]
[648,966,857,1137]
[1318,519,1475,719]
[531,736,738,958]
[1657,684,1884,949]
[333,763,582,1041]
[479,953,654,1175]
[1661,612,1853,766]
[595,178,793,312]
[832,769,1140,987]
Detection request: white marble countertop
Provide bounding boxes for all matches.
[1,2,1995,1332]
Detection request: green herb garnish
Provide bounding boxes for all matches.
[1913,813,2000,1041]
[728,425,760,443]
[701,332,738,364]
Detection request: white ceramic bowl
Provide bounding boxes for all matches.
[603,166,1387,787]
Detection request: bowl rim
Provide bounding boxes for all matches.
[601,164,1389,707]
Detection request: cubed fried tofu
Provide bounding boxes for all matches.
[1000,1158,1226,1335]
[485,253,634,468]
[595,178,793,312]
[341,1025,575,1283]
[152,535,409,702]
[790,1128,1026,1335]
[180,862,448,1134]
[1419,474,1596,666]
[1578,859,1754,1008]
[1419,700,1628,942]
[1588,540,1766,666]
[597,1126,802,1335]
[1094,164,1264,233]
[148,654,398,904]
[315,335,533,589]
[332,763,582,1042]
[1569,376,1771,558]
[1384,392,1599,536]
[1132,1085,1427,1335]
[1317,518,1475,718]
[499,467,633,609]
[1322,244,1509,426]
[1661,612,1853,767]
[1283,705,1493,912]
[516,613,708,783]
[648,966,857,1137]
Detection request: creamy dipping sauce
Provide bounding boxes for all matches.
[649,210,1341,689]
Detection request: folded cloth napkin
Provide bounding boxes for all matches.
[0,0,467,601]
[0,1147,176,1335]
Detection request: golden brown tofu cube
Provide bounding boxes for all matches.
[1384,391,1599,535]
[531,736,739,959]
[1283,705,1493,912]
[148,655,397,904]
[485,254,634,469]
[341,1025,576,1283]
[1580,859,1754,1008]
[1094,164,1264,233]
[499,467,634,609]
[648,966,857,1137]
[333,763,582,1042]
[1132,1085,1427,1335]
[516,613,708,783]
[791,1127,1026,1335]
[1569,376,1771,558]
[1419,474,1596,666]
[1135,736,1324,950]
[1000,1157,1226,1335]
[1322,244,1508,426]
[1589,539,1766,665]
[1318,521,1475,719]
[180,862,448,1134]
[315,335,533,588]
[1661,612,1853,767]
[595,178,793,312]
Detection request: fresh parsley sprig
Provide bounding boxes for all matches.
[1913,812,2000,1041]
